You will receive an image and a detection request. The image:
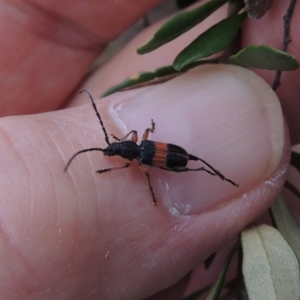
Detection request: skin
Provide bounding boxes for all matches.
[0,1,299,299]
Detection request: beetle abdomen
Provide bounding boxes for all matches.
[139,140,188,168]
[165,143,188,168]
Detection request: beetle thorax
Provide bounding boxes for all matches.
[104,141,139,160]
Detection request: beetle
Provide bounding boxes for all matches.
[64,90,238,206]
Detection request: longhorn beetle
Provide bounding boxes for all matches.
[64,90,238,206]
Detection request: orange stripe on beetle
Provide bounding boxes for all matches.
[152,142,168,168]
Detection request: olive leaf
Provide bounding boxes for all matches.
[242,225,300,300]
[227,45,299,70]
[101,65,180,97]
[173,12,246,71]
[137,0,229,54]
[100,60,213,98]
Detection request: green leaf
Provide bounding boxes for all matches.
[137,0,229,55]
[242,225,300,300]
[227,45,299,70]
[100,58,219,97]
[173,13,246,71]
[100,65,178,97]
[291,151,300,173]
[271,196,300,262]
[205,243,239,300]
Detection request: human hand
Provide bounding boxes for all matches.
[0,1,297,299]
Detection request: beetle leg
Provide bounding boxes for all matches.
[159,166,238,187]
[96,162,131,174]
[188,154,238,187]
[139,164,157,206]
[110,134,121,141]
[111,130,138,143]
[142,119,155,140]
[160,166,216,175]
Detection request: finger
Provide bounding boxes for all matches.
[0,65,288,299]
[0,0,162,115]
[242,2,300,144]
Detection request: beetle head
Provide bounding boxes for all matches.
[103,142,120,156]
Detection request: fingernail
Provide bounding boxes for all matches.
[107,65,284,215]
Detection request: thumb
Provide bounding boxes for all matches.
[0,65,288,299]
[102,64,286,214]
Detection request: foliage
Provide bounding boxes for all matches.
[101,1,300,298]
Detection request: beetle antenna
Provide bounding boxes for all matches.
[80,90,110,145]
[64,148,105,172]
[189,154,238,187]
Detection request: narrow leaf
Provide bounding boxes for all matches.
[291,151,300,173]
[242,225,300,300]
[271,195,300,261]
[173,13,246,71]
[227,45,299,70]
[205,243,239,300]
[100,58,219,97]
[101,65,178,97]
[137,0,229,54]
